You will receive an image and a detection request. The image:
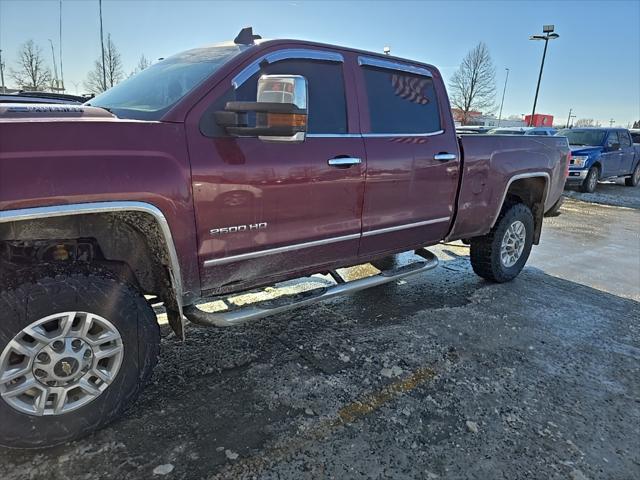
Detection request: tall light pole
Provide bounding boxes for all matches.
[0,49,5,94]
[59,0,64,91]
[49,39,60,91]
[99,0,107,90]
[566,108,575,128]
[497,67,509,127]
[528,25,559,127]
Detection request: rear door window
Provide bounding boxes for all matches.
[361,64,440,134]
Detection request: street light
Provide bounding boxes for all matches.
[528,24,559,126]
[566,108,575,128]
[497,67,509,127]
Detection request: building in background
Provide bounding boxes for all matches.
[524,114,554,127]
[452,108,525,128]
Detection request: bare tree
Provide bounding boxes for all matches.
[128,54,151,77]
[633,120,639,129]
[449,42,496,125]
[84,34,124,94]
[574,118,595,127]
[10,40,52,91]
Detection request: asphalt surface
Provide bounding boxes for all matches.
[2,186,639,480]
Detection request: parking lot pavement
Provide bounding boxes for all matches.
[564,178,640,210]
[1,193,639,480]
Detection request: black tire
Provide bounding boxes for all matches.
[624,162,640,187]
[544,195,564,217]
[470,203,534,283]
[580,166,599,193]
[0,272,159,449]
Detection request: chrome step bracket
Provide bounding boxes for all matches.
[184,249,438,328]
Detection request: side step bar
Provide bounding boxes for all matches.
[184,249,438,328]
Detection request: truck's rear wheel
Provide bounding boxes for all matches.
[0,273,159,449]
[470,203,534,283]
[580,166,599,193]
[625,163,640,187]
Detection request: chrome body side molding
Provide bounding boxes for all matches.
[203,217,450,267]
[0,201,184,320]
[362,217,451,237]
[358,56,433,77]
[232,49,344,88]
[203,232,361,267]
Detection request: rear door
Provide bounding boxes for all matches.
[186,48,366,293]
[603,131,622,177]
[354,56,460,257]
[618,130,635,174]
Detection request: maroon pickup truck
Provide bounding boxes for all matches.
[0,29,569,448]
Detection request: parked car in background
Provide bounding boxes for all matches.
[487,127,528,135]
[0,91,86,105]
[487,127,556,136]
[556,128,640,192]
[455,125,492,134]
[525,127,557,136]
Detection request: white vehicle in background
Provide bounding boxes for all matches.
[487,127,557,136]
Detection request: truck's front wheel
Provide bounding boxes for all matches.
[0,272,159,449]
[580,166,599,193]
[470,203,534,283]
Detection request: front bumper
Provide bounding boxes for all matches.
[566,169,588,184]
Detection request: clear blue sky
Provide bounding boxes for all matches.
[1,0,639,126]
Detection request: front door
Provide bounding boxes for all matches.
[354,56,460,257]
[186,50,365,293]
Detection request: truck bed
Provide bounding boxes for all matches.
[449,134,569,241]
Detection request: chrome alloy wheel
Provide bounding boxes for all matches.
[588,170,598,191]
[500,220,526,268]
[0,312,124,416]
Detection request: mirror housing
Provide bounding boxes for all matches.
[606,143,620,152]
[215,75,308,142]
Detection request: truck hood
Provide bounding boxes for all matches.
[0,103,115,122]
[569,145,603,156]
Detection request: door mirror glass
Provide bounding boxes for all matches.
[257,75,307,109]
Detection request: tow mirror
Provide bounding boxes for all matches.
[215,75,308,142]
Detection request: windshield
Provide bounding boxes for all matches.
[555,129,606,146]
[86,44,246,120]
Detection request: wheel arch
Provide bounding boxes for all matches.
[491,173,550,245]
[0,201,184,338]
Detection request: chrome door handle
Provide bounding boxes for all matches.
[434,153,458,162]
[328,157,362,167]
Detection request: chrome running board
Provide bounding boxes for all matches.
[184,249,438,327]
